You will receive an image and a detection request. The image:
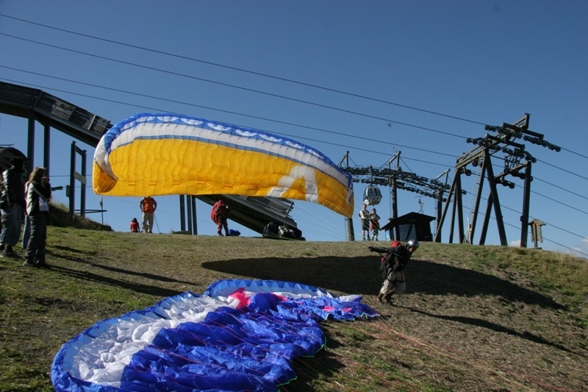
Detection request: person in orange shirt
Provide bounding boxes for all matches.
[139,196,157,233]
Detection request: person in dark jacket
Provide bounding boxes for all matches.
[369,208,381,241]
[22,167,51,267]
[369,239,419,304]
[0,157,26,258]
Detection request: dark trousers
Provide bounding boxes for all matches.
[217,217,229,235]
[25,212,47,264]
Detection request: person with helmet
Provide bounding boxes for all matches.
[369,239,419,305]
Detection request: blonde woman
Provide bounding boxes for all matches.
[23,167,51,267]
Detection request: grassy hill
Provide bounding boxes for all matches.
[1,213,587,391]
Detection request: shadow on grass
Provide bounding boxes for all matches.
[203,256,565,310]
[398,305,578,355]
[287,350,345,392]
[46,248,196,286]
[46,248,183,298]
[205,256,576,357]
[47,265,180,298]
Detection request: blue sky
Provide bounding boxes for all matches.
[1,1,587,256]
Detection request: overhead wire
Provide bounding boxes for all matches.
[3,28,588,171]
[504,218,588,258]
[468,197,588,258]
[457,160,588,252]
[0,32,469,141]
[533,176,588,201]
[1,13,587,164]
[0,70,457,163]
[2,73,586,250]
[536,159,588,182]
[526,187,588,216]
[489,165,588,215]
[1,15,588,251]
[433,152,588,252]
[560,146,588,160]
[0,13,488,127]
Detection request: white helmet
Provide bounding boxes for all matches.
[407,239,419,249]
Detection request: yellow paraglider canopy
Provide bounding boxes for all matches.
[93,113,354,217]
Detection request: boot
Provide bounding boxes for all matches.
[4,245,16,257]
[376,293,384,303]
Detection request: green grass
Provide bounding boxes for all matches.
[0,210,587,391]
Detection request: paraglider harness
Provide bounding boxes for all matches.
[369,241,410,280]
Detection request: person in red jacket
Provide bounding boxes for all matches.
[139,196,157,233]
[211,200,230,236]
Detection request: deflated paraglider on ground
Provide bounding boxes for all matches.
[92,113,354,217]
[51,279,378,392]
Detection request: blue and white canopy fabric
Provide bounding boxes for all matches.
[51,279,378,392]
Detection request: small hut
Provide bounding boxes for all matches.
[380,212,435,242]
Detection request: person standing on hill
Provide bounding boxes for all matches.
[369,239,419,305]
[139,196,157,233]
[370,208,381,241]
[359,203,371,240]
[23,167,51,267]
[0,157,25,258]
[211,199,230,236]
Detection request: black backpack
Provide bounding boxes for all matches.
[380,245,409,278]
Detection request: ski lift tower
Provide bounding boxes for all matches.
[434,113,560,247]
[340,151,452,242]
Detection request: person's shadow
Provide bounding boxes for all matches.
[203,256,564,310]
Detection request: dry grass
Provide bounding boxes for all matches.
[0,216,587,391]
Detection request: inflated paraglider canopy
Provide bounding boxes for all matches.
[93,113,354,217]
[51,279,378,392]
